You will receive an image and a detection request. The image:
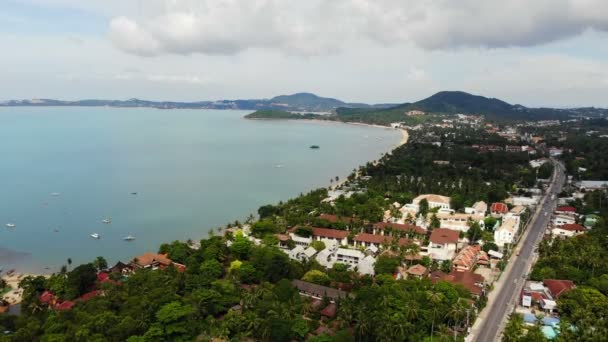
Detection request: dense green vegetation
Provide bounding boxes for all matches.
[0,233,478,341]
[335,91,576,125]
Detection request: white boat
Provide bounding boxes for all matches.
[101,218,112,224]
[5,223,16,228]
[275,164,284,168]
[51,192,61,196]
[90,233,100,239]
[123,235,136,241]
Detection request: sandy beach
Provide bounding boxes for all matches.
[2,273,46,305]
[329,126,408,190]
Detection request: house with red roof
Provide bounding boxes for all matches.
[372,222,426,236]
[131,253,186,272]
[555,206,577,215]
[452,245,489,272]
[425,228,460,261]
[490,202,509,215]
[551,224,586,238]
[55,301,75,311]
[431,270,485,297]
[311,227,349,246]
[544,279,575,298]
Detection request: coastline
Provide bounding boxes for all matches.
[2,273,46,305]
[244,116,408,189]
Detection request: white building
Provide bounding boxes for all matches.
[424,228,460,261]
[432,212,485,232]
[553,215,576,227]
[288,246,318,262]
[494,215,520,247]
[357,255,376,276]
[551,224,586,238]
[465,201,487,215]
[412,194,452,211]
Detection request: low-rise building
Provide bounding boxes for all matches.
[552,214,576,227]
[312,227,349,246]
[131,253,186,272]
[412,194,452,210]
[465,201,487,215]
[551,224,586,238]
[490,202,509,216]
[433,212,485,232]
[494,216,520,247]
[425,228,460,261]
[452,245,489,272]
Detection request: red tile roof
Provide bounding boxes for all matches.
[55,301,75,311]
[40,291,55,304]
[442,271,485,296]
[491,202,509,214]
[544,279,575,298]
[556,206,576,213]
[373,222,426,235]
[406,264,428,276]
[276,234,291,242]
[429,228,460,244]
[354,233,391,244]
[320,303,337,318]
[560,224,586,232]
[97,272,110,282]
[79,290,100,301]
[311,227,349,239]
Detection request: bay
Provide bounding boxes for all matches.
[0,107,399,273]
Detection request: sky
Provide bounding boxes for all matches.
[1,0,608,107]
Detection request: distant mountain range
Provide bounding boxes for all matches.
[0,92,395,112]
[2,91,606,121]
[336,91,607,122]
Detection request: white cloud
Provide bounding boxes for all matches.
[105,0,608,56]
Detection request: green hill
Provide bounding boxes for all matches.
[336,91,575,124]
[270,93,346,111]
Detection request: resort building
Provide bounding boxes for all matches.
[424,228,460,261]
[552,214,576,227]
[130,253,186,272]
[465,201,487,215]
[551,224,586,238]
[494,216,520,247]
[452,245,490,272]
[412,194,452,210]
[490,202,509,216]
[311,227,349,246]
[432,212,485,232]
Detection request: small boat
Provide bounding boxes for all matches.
[5,223,16,228]
[51,192,61,196]
[123,235,136,241]
[101,218,112,224]
[131,192,138,195]
[90,233,100,239]
[309,145,320,149]
[275,164,284,168]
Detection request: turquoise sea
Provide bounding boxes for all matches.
[0,107,399,273]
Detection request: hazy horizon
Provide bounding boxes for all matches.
[2,1,608,108]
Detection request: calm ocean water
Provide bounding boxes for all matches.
[0,107,399,273]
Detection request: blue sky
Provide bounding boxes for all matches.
[1,0,608,107]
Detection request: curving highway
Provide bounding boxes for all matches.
[472,159,566,342]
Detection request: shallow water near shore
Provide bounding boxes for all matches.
[0,107,399,273]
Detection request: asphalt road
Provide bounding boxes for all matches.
[474,159,566,342]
